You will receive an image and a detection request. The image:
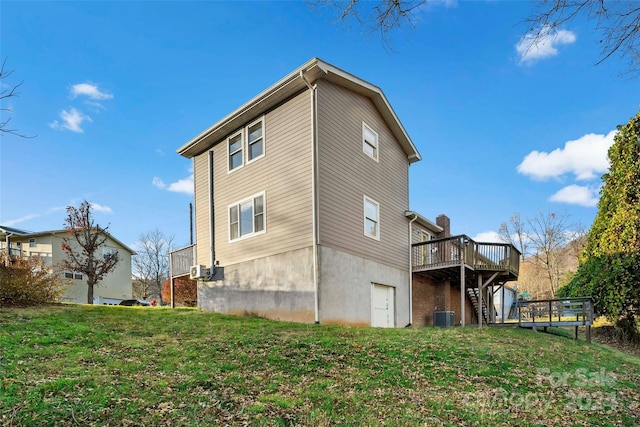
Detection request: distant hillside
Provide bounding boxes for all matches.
[512,239,583,299]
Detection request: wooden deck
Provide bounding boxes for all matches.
[503,297,595,342]
[411,235,520,280]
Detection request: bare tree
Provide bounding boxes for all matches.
[315,1,640,74]
[312,0,426,45]
[500,210,582,298]
[0,57,34,138]
[132,229,173,304]
[566,223,588,263]
[61,200,119,304]
[526,210,573,296]
[498,212,529,259]
[526,1,640,74]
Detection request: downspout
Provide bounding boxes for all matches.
[208,151,216,276]
[407,214,418,327]
[300,70,320,324]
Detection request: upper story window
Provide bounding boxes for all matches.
[364,196,380,240]
[228,117,265,172]
[362,122,378,162]
[228,132,244,171]
[247,119,264,163]
[229,192,266,242]
[102,248,118,259]
[64,271,83,280]
[29,238,36,247]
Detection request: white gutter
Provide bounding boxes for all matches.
[300,69,320,324]
[408,214,418,326]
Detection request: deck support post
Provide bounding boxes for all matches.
[460,263,465,326]
[478,274,483,328]
[586,325,591,343]
[501,284,505,323]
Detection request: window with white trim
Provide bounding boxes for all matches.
[247,119,264,163]
[362,122,378,161]
[229,192,265,241]
[228,132,244,171]
[64,271,83,280]
[103,248,118,259]
[29,238,36,248]
[364,196,380,240]
[227,117,266,172]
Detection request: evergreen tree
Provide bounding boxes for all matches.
[560,109,640,338]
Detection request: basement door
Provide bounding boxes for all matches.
[371,284,395,328]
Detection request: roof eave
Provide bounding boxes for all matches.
[1,228,136,255]
[177,58,422,163]
[405,211,443,233]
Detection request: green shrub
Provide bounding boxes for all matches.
[0,255,67,307]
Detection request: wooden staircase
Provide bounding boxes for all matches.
[467,288,492,325]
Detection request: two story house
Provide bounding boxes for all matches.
[173,58,519,327]
[1,225,135,305]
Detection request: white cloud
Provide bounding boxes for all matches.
[2,206,65,226]
[70,83,113,100]
[153,174,194,195]
[49,107,92,133]
[517,130,616,181]
[90,203,113,214]
[473,231,502,243]
[549,184,599,207]
[3,213,41,227]
[516,25,576,65]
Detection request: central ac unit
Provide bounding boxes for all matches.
[434,311,455,327]
[189,265,209,280]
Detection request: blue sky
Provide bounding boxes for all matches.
[1,1,638,250]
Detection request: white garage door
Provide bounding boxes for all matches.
[371,284,395,328]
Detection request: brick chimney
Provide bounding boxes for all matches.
[436,214,450,238]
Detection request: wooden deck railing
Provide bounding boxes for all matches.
[169,244,195,278]
[517,297,594,327]
[411,235,520,276]
[516,296,595,342]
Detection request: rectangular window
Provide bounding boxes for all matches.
[227,117,266,172]
[64,271,83,280]
[29,238,36,248]
[229,192,266,242]
[364,196,380,240]
[228,132,244,172]
[103,248,118,259]
[247,119,264,162]
[363,122,378,161]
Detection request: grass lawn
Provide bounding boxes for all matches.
[1,305,639,426]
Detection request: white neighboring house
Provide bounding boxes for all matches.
[0,225,135,305]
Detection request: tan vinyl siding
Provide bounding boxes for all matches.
[316,79,410,270]
[193,90,313,266]
[193,154,211,266]
[412,223,435,245]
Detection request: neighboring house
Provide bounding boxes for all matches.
[0,225,135,305]
[171,58,519,327]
